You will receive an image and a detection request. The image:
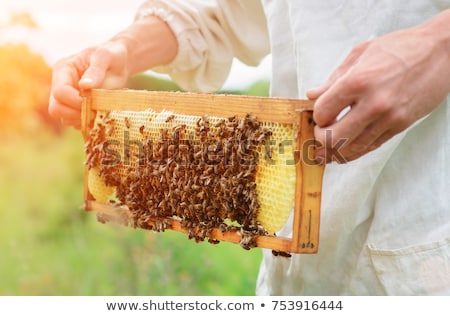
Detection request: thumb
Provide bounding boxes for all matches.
[79,43,128,90]
[80,67,127,90]
[79,64,107,90]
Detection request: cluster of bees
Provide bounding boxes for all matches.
[85,111,275,251]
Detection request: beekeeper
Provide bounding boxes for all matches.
[49,0,450,295]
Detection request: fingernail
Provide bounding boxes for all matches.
[79,77,94,86]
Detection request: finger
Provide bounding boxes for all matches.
[313,75,359,128]
[51,62,83,110]
[338,119,389,159]
[345,113,412,162]
[79,50,110,90]
[50,83,82,110]
[61,118,81,130]
[80,44,127,90]
[307,83,331,101]
[48,94,81,121]
[314,135,349,164]
[314,101,379,162]
[345,129,395,162]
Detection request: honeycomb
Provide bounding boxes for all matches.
[87,166,115,204]
[86,109,296,235]
[254,122,295,234]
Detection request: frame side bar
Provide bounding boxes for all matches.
[291,110,324,253]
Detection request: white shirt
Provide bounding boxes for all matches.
[137,0,450,295]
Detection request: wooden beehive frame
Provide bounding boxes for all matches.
[81,89,324,254]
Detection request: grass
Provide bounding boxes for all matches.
[0,78,269,296]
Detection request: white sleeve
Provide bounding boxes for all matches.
[135,0,270,92]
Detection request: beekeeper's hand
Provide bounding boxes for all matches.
[49,16,177,129]
[308,10,450,163]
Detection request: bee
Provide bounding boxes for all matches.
[214,119,225,128]
[280,251,292,258]
[179,144,189,154]
[196,191,205,199]
[165,114,175,123]
[139,125,145,134]
[124,117,131,129]
[104,117,115,126]
[257,132,268,143]
[246,113,259,128]
[272,250,292,258]
[105,124,115,137]
[173,124,186,134]
[208,239,220,245]
[194,150,203,160]
[239,235,252,251]
[266,146,273,160]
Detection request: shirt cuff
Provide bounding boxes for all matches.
[135,5,207,74]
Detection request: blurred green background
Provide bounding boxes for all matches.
[0,40,270,295]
